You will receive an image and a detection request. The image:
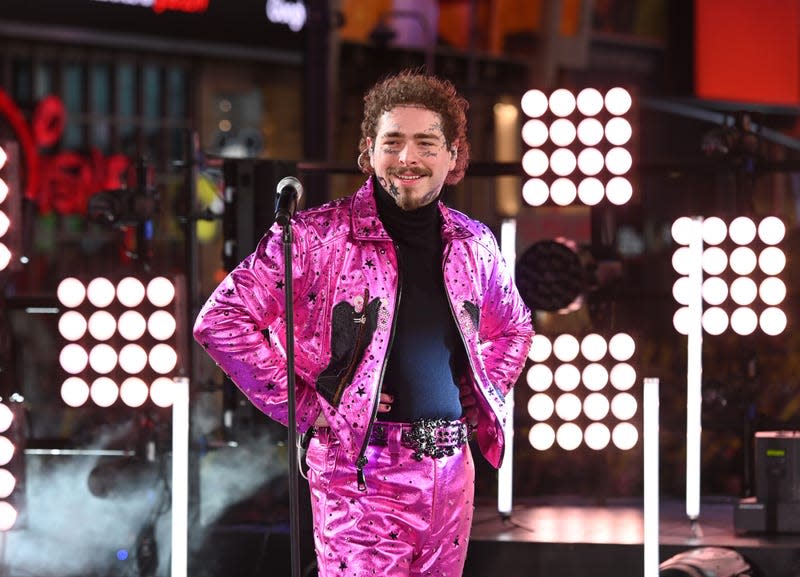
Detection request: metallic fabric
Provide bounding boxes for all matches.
[306,424,475,577]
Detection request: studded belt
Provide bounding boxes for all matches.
[368,419,470,460]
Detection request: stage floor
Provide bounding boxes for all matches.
[465,496,800,577]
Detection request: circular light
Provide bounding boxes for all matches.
[576,88,604,116]
[549,88,576,117]
[88,310,117,341]
[553,334,580,362]
[610,363,636,391]
[0,147,6,170]
[150,377,176,408]
[759,277,786,306]
[116,277,146,308]
[550,119,577,147]
[89,344,118,374]
[612,422,639,450]
[758,216,785,245]
[86,277,116,308]
[60,343,88,374]
[120,377,149,408]
[118,310,147,341]
[522,149,549,177]
[556,423,583,450]
[149,344,178,374]
[605,87,632,115]
[61,377,90,407]
[760,308,787,336]
[555,393,582,421]
[529,335,552,362]
[58,311,87,341]
[119,344,148,374]
[701,217,727,245]
[731,307,758,335]
[702,307,729,335]
[759,247,786,275]
[672,276,695,306]
[0,181,6,204]
[0,437,13,467]
[529,423,555,450]
[0,501,18,531]
[0,405,11,433]
[702,247,728,276]
[605,117,632,145]
[729,217,756,245]
[584,422,611,450]
[57,277,86,308]
[582,363,609,391]
[702,277,728,306]
[673,307,690,335]
[527,364,553,392]
[608,333,635,361]
[147,277,175,307]
[577,178,604,205]
[550,149,577,176]
[521,89,548,118]
[671,247,696,275]
[730,277,757,306]
[611,392,637,420]
[580,334,607,361]
[522,119,549,147]
[522,178,550,206]
[577,148,604,176]
[671,217,699,245]
[148,310,177,341]
[577,118,604,146]
[554,364,581,392]
[729,247,757,275]
[0,213,8,237]
[0,245,9,272]
[606,177,633,205]
[90,377,119,407]
[0,469,16,499]
[583,393,610,420]
[550,179,577,206]
[528,393,555,421]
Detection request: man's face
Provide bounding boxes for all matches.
[367,105,457,211]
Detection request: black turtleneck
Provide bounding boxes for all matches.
[373,178,464,423]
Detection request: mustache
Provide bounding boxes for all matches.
[386,167,432,178]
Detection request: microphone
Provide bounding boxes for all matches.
[274,176,303,226]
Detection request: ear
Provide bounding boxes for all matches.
[366,137,375,165]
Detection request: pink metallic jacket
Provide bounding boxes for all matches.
[194,178,534,472]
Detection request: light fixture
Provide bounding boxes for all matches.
[521,87,636,207]
[526,332,639,451]
[0,398,25,531]
[56,275,186,408]
[0,141,22,272]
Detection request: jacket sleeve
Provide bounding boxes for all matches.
[478,234,535,396]
[192,221,320,431]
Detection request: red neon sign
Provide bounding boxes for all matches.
[0,89,130,216]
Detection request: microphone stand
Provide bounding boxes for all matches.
[281,216,302,577]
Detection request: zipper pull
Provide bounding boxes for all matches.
[356,456,368,492]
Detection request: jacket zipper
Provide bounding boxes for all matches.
[355,241,402,491]
[331,287,370,406]
[441,244,490,432]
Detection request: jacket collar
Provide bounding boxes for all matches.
[351,177,472,242]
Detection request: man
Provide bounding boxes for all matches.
[194,70,534,577]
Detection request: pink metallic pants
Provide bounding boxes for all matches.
[305,425,475,577]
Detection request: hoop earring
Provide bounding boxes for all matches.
[357,150,368,169]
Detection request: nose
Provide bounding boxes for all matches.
[398,143,418,165]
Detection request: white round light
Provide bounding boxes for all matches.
[119,344,148,374]
[584,422,611,450]
[149,344,178,374]
[576,88,604,116]
[118,310,147,341]
[604,117,632,145]
[148,310,177,341]
[60,343,88,374]
[89,344,118,374]
[580,333,607,361]
[550,119,577,147]
[527,364,553,392]
[583,393,610,421]
[553,334,580,362]
[605,87,632,115]
[612,422,639,450]
[0,501,18,531]
[609,363,636,391]
[608,333,635,361]
[522,119,549,147]
[758,216,785,245]
[759,277,786,306]
[577,178,604,205]
[61,377,90,408]
[522,149,549,178]
[0,469,16,499]
[556,423,583,451]
[528,393,555,421]
[729,217,756,245]
[120,377,149,408]
[86,277,116,308]
[521,89,548,118]
[760,308,787,336]
[606,177,633,205]
[58,311,87,341]
[701,277,728,306]
[150,377,176,408]
[673,307,690,335]
[555,393,582,421]
[582,363,609,391]
[758,247,786,275]
[611,392,637,420]
[730,277,757,306]
[550,179,577,206]
[90,377,119,407]
[529,334,552,362]
[529,423,556,450]
[0,405,11,433]
[702,307,729,335]
[702,247,728,276]
[729,247,757,275]
[577,148,604,176]
[577,118,604,146]
[116,277,146,308]
[550,149,577,176]
[88,310,117,341]
[554,364,581,392]
[701,217,727,245]
[57,277,86,308]
[731,307,758,336]
[671,217,699,245]
[522,178,550,206]
[147,277,175,307]
[549,88,576,117]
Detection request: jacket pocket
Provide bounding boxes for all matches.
[316,290,381,406]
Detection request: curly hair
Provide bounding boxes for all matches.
[357,70,470,185]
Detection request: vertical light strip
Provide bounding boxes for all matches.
[171,377,190,577]
[685,217,703,521]
[498,218,517,516]
[643,377,660,577]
